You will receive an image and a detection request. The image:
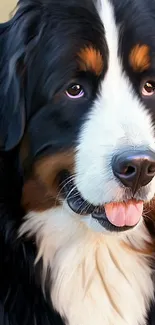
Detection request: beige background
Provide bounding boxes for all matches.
[0,0,17,22]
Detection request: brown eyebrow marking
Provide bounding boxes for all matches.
[77,46,104,76]
[129,44,151,72]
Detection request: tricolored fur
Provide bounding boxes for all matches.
[1,0,155,324]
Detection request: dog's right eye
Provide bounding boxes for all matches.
[65,84,85,99]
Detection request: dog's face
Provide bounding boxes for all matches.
[6,0,155,234]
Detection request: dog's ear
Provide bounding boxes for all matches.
[0,1,42,151]
[1,57,26,151]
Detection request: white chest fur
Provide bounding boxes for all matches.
[20,207,154,325]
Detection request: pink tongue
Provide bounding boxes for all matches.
[104,201,143,227]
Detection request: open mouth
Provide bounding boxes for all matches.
[60,171,143,232]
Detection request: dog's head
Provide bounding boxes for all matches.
[2,0,155,234]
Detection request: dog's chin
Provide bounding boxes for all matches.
[59,171,142,234]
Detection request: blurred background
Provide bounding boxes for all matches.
[0,0,17,22]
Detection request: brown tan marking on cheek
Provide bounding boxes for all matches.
[129,44,150,72]
[22,179,59,212]
[78,46,103,76]
[144,198,155,220]
[22,150,74,212]
[144,198,155,239]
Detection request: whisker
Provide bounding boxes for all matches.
[59,175,76,194]
[59,175,75,188]
[54,174,76,206]
[143,213,155,223]
[66,185,78,200]
[80,201,91,215]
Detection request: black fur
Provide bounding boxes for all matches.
[0,0,155,324]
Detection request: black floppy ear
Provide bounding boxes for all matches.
[0,13,27,152]
[3,59,26,151]
[0,0,41,151]
[0,41,26,151]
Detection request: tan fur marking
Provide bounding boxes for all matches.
[22,178,60,213]
[129,44,150,72]
[121,240,154,255]
[22,150,74,212]
[144,197,155,221]
[78,47,103,76]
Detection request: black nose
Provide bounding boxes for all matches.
[112,150,155,194]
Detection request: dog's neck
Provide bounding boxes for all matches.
[20,205,154,325]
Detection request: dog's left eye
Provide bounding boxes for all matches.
[141,80,155,97]
[65,84,84,99]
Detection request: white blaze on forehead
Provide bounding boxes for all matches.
[96,0,153,138]
[91,0,154,145]
[75,0,155,206]
[97,0,120,72]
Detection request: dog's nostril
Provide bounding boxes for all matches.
[112,150,155,194]
[148,165,155,174]
[123,165,136,176]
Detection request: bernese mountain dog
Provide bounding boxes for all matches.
[1,0,155,324]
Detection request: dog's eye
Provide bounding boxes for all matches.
[141,80,155,97]
[65,84,84,99]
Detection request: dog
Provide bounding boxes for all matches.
[1,0,155,324]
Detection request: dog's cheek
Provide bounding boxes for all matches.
[21,150,75,213]
[22,179,60,212]
[144,198,155,237]
[144,198,155,220]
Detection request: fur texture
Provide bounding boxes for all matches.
[20,206,154,325]
[1,0,155,324]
